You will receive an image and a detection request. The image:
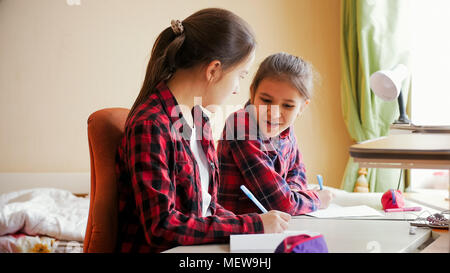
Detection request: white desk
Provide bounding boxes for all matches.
[164,190,447,253]
[349,133,449,252]
[164,217,431,253]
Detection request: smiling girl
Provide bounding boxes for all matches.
[217,52,334,215]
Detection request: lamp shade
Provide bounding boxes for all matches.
[369,64,408,101]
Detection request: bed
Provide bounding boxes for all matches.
[0,188,88,253]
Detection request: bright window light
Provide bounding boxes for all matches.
[409,0,450,190]
[410,0,450,126]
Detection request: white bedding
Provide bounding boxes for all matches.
[0,188,89,242]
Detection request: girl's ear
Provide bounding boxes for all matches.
[205,60,222,83]
[297,99,310,116]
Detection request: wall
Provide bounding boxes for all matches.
[0,0,351,192]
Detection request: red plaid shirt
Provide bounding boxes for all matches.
[217,102,320,215]
[115,82,263,253]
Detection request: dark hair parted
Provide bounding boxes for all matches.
[127,8,256,121]
[250,52,315,101]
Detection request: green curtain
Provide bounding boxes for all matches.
[340,0,411,192]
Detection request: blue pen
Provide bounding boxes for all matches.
[240,185,268,213]
[317,174,324,190]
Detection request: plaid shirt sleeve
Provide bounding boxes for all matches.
[126,120,263,248]
[227,138,320,215]
[213,202,236,217]
[285,142,321,211]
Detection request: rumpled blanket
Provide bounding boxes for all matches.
[0,188,89,241]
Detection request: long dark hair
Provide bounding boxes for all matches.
[127,8,256,121]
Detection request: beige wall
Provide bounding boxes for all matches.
[0,0,352,189]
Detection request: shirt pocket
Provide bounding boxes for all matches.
[175,147,198,185]
[173,140,193,176]
[174,159,194,178]
[173,157,199,213]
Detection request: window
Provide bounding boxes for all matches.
[409,0,450,190]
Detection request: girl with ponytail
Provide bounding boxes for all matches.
[116,8,290,253]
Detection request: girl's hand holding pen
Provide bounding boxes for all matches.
[314,189,334,209]
[239,185,290,233]
[313,174,334,209]
[259,210,291,233]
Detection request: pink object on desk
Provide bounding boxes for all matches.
[384,206,422,213]
[381,189,405,210]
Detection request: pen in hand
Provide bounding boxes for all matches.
[317,174,324,191]
[240,185,268,213]
[314,174,334,209]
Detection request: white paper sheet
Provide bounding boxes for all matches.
[305,204,383,218]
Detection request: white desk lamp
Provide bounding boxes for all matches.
[370,64,411,124]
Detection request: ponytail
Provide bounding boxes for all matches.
[127,8,256,122]
[127,28,185,121]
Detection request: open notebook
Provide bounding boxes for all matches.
[230,230,321,253]
[305,204,383,218]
